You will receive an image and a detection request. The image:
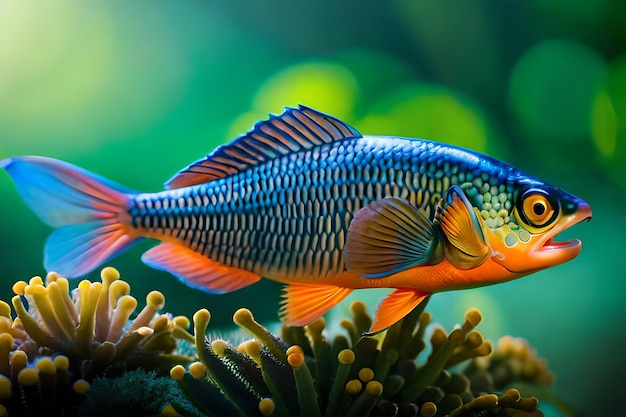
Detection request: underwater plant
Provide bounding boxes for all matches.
[169,299,550,417]
[0,265,561,417]
[79,368,189,417]
[0,267,195,416]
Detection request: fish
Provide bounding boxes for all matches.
[1,106,592,334]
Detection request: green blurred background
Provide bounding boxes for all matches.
[0,1,624,415]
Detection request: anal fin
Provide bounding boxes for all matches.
[366,289,430,335]
[279,283,353,327]
[142,242,260,293]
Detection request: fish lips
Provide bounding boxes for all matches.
[490,198,591,274]
[529,199,592,267]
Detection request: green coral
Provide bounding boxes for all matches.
[0,267,195,416]
[169,299,551,417]
[0,267,564,417]
[79,368,186,417]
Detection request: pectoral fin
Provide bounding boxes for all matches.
[345,197,444,278]
[437,186,490,270]
[366,289,430,335]
[279,283,353,327]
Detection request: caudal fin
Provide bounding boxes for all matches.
[1,156,138,277]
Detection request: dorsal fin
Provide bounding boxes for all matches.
[165,105,362,189]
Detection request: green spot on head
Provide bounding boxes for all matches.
[504,234,517,247]
[466,186,478,197]
[497,209,509,218]
[518,230,531,243]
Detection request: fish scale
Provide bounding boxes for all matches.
[128,136,508,280]
[1,105,590,333]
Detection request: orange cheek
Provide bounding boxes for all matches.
[484,228,546,274]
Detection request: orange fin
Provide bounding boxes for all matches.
[279,283,352,327]
[165,106,361,189]
[367,289,430,335]
[142,242,260,293]
[345,197,443,278]
[436,185,490,270]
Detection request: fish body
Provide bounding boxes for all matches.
[1,106,591,333]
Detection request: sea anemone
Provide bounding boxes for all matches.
[79,368,188,417]
[0,267,195,416]
[0,266,562,417]
[170,299,549,417]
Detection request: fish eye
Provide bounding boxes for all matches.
[517,189,559,229]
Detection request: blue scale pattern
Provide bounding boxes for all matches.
[129,136,517,280]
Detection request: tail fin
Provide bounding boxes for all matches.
[1,156,138,277]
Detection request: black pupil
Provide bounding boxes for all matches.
[533,202,546,215]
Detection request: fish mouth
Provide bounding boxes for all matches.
[539,234,582,252]
[491,199,591,274]
[537,201,591,254]
[541,236,581,250]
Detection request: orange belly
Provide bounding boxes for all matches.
[270,257,523,293]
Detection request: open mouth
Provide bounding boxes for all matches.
[540,210,591,251]
[541,236,581,250]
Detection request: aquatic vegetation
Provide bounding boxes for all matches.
[79,368,188,417]
[170,299,549,417]
[0,267,195,416]
[0,265,558,416]
[465,335,555,391]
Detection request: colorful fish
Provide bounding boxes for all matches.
[1,106,591,334]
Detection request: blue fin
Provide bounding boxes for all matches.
[1,156,137,277]
[165,105,362,189]
[345,197,444,278]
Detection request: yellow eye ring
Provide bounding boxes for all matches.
[516,189,559,229]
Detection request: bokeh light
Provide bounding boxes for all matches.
[358,83,494,154]
[228,61,359,138]
[0,2,624,416]
[509,40,607,171]
[592,56,626,188]
[509,40,605,140]
[592,92,617,159]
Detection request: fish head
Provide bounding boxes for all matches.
[485,180,592,274]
